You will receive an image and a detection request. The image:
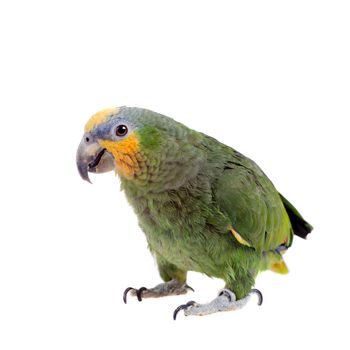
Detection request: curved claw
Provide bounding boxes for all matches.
[218,289,233,302]
[123,286,148,304]
[123,287,136,304]
[185,284,195,293]
[136,287,147,301]
[250,288,263,305]
[173,301,196,320]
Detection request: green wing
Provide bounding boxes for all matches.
[214,155,292,253]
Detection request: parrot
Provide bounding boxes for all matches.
[76,106,313,319]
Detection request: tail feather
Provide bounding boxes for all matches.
[280,193,313,239]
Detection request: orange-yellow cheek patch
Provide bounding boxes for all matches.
[100,133,140,178]
[84,107,120,133]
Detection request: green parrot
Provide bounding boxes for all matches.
[76,106,313,319]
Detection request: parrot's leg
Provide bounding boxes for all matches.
[173,269,261,319]
[123,255,193,303]
[173,288,262,319]
[123,279,194,303]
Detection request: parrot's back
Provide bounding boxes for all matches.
[205,134,312,271]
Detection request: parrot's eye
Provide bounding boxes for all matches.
[115,124,128,137]
[84,134,92,143]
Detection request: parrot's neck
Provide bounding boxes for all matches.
[119,150,205,196]
[119,137,207,195]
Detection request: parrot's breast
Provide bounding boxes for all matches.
[124,179,236,278]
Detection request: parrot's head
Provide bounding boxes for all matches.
[76,106,205,190]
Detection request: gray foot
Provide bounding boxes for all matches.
[173,288,262,319]
[123,279,194,303]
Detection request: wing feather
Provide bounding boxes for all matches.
[214,156,291,252]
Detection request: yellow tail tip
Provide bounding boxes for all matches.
[270,261,289,274]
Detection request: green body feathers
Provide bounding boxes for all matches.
[115,107,312,299]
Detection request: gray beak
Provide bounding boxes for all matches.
[76,134,115,183]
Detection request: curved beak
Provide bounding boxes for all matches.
[76,137,115,183]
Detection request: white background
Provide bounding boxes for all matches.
[1,1,349,349]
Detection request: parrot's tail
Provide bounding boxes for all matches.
[279,193,313,239]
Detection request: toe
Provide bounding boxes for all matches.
[136,287,148,301]
[250,289,263,305]
[123,286,148,303]
[185,284,195,293]
[173,301,197,320]
[218,289,236,302]
[123,287,136,304]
